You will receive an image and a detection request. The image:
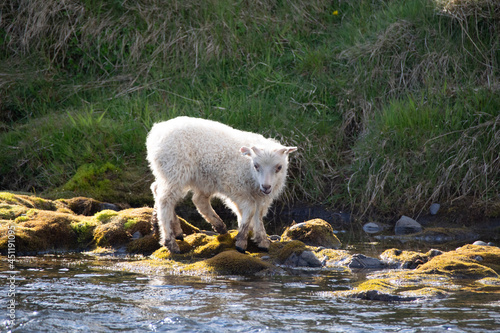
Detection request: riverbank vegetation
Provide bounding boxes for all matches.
[1,0,499,221]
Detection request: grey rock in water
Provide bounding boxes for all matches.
[363,222,383,234]
[131,231,142,240]
[341,254,385,269]
[100,203,121,211]
[430,203,440,215]
[283,250,322,268]
[394,216,422,235]
[473,240,489,246]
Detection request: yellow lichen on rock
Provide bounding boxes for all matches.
[281,219,341,249]
[380,248,442,268]
[185,250,272,275]
[416,245,500,279]
[193,230,237,257]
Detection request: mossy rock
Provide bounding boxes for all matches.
[380,248,442,269]
[317,248,351,265]
[281,219,341,249]
[272,240,307,263]
[127,234,161,254]
[93,216,130,247]
[0,209,84,254]
[0,204,29,220]
[334,279,414,301]
[416,244,500,279]
[399,287,448,299]
[186,250,272,275]
[193,230,238,257]
[0,192,61,211]
[179,216,200,235]
[62,197,107,216]
[184,233,211,248]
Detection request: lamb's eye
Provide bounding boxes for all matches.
[254,163,260,171]
[276,165,282,173]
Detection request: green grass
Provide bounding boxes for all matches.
[0,0,499,220]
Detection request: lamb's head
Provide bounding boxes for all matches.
[240,145,297,195]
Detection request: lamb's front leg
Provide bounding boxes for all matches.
[251,203,270,251]
[234,201,256,253]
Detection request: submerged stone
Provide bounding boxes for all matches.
[283,250,322,267]
[363,222,383,234]
[340,254,385,269]
[394,216,422,235]
[281,219,341,249]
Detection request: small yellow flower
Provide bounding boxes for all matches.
[332,10,339,16]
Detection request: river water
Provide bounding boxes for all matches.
[1,253,500,333]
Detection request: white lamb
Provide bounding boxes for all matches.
[146,116,297,253]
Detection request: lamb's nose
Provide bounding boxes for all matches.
[261,185,271,194]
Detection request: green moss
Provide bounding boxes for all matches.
[0,204,28,220]
[94,209,119,222]
[61,162,119,200]
[0,192,16,202]
[14,215,30,223]
[71,219,99,246]
[124,218,138,230]
[151,247,171,260]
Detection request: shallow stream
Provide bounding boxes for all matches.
[1,250,500,333]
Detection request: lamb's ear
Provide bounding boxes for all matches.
[251,146,263,156]
[240,146,253,157]
[277,147,298,155]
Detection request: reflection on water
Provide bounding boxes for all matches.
[1,255,499,332]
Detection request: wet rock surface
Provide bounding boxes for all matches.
[1,192,500,302]
[281,219,342,249]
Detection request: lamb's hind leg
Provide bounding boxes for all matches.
[155,184,182,253]
[192,191,227,234]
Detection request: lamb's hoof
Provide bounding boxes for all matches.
[175,234,184,241]
[214,224,228,235]
[257,246,269,253]
[235,246,246,254]
[162,239,181,254]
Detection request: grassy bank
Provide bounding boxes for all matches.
[1,0,499,220]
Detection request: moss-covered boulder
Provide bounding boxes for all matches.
[185,250,273,275]
[281,219,342,249]
[380,248,443,269]
[329,244,500,302]
[0,209,87,254]
[416,244,500,279]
